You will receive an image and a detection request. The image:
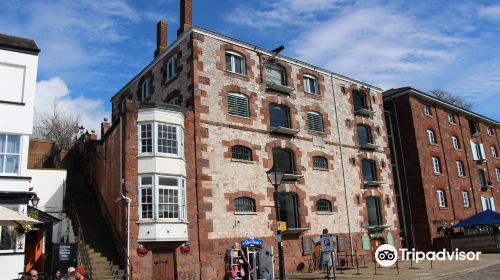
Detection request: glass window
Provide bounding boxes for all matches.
[278,192,298,229]
[0,134,20,174]
[456,161,464,177]
[141,77,152,100]
[313,156,328,169]
[362,159,377,182]
[139,175,186,221]
[432,157,441,174]
[462,191,470,208]
[353,91,367,111]
[427,129,436,144]
[304,75,319,95]
[423,105,431,116]
[307,112,324,132]
[265,64,286,86]
[139,122,183,156]
[231,145,252,161]
[492,147,497,158]
[139,124,153,153]
[316,199,332,213]
[273,148,294,174]
[496,168,500,181]
[235,197,256,212]
[165,56,178,80]
[487,127,493,136]
[225,51,246,75]
[157,124,178,154]
[448,113,455,124]
[437,190,446,208]
[227,93,250,118]
[452,136,460,149]
[358,125,372,145]
[479,169,488,189]
[269,104,290,128]
[366,196,381,227]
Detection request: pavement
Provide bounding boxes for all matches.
[286,253,500,279]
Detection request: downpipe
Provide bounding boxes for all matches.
[117,115,131,279]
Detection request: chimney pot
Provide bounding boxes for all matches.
[154,19,168,58]
[177,0,192,36]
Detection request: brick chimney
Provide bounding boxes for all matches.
[101,118,110,138]
[177,0,192,36]
[154,20,168,58]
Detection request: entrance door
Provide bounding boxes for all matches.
[24,231,44,272]
[370,238,384,252]
[152,248,176,280]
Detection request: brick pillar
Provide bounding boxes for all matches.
[177,0,192,36]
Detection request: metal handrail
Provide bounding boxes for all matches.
[67,199,94,279]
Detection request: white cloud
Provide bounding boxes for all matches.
[479,5,500,19]
[34,77,110,135]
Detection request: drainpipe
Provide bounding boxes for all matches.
[119,115,131,280]
[329,75,354,257]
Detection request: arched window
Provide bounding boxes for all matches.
[269,104,291,128]
[316,199,332,212]
[273,148,295,174]
[231,145,252,161]
[366,196,381,227]
[437,190,446,208]
[362,159,377,182]
[265,63,286,86]
[353,91,367,111]
[307,111,324,132]
[452,136,460,149]
[492,146,497,158]
[278,192,299,228]
[427,129,436,144]
[227,93,250,118]
[235,197,256,212]
[357,125,373,145]
[313,156,328,169]
[303,74,319,95]
[423,105,431,116]
[456,160,464,177]
[225,51,246,75]
[141,77,152,100]
[432,157,441,174]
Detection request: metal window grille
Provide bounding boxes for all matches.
[231,145,252,161]
[235,197,256,212]
[316,199,332,212]
[228,93,250,118]
[457,161,464,176]
[313,156,328,169]
[158,124,178,154]
[307,112,324,132]
[140,124,152,153]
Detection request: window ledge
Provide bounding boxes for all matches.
[231,159,254,164]
[434,172,443,176]
[304,91,320,96]
[316,212,333,215]
[313,167,329,171]
[424,114,433,118]
[271,127,299,136]
[359,143,379,150]
[0,175,32,180]
[226,70,247,77]
[355,108,374,117]
[234,212,258,215]
[364,181,382,187]
[429,143,439,146]
[454,148,462,151]
[438,207,449,210]
[283,228,310,235]
[266,82,294,94]
[0,100,25,106]
[137,153,184,161]
[136,220,189,224]
[283,174,304,181]
[228,113,251,119]
[459,176,468,179]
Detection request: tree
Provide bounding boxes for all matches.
[37,103,80,150]
[430,89,473,110]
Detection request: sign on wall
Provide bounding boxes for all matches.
[320,234,334,252]
[362,233,370,251]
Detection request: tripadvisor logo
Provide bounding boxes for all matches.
[375,244,482,267]
[375,244,398,267]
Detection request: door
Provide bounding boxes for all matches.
[370,238,384,253]
[152,248,176,280]
[24,231,44,272]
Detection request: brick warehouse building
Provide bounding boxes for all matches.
[80,1,400,279]
[384,87,500,251]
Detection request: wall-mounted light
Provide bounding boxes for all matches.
[31,194,40,208]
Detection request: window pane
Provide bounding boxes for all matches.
[227,93,250,118]
[159,177,178,186]
[269,105,290,128]
[273,148,294,174]
[0,135,5,152]
[140,124,152,153]
[357,125,370,145]
[353,91,366,110]
[158,124,178,154]
[0,226,16,250]
[235,197,256,212]
[0,156,4,173]
[4,155,19,173]
[367,197,381,227]
[278,193,298,228]
[266,64,285,85]
[140,187,153,219]
[362,160,376,181]
[225,53,232,71]
[158,188,179,218]
[141,176,152,185]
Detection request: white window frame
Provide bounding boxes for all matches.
[0,134,21,175]
[432,157,441,174]
[456,161,464,177]
[496,168,500,181]
[423,105,431,116]
[437,190,446,208]
[447,113,455,124]
[452,136,460,149]
[303,74,319,95]
[138,176,153,220]
[491,147,497,158]
[462,191,470,208]
[141,77,152,100]
[0,204,24,253]
[166,56,178,81]
[138,174,187,221]
[138,122,184,157]
[471,141,487,161]
[427,129,436,144]
[225,51,246,75]
[481,197,496,211]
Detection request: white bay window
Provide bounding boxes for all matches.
[139,174,186,221]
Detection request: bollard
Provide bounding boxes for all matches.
[354,253,361,275]
[374,259,377,275]
[430,259,433,269]
[396,259,399,275]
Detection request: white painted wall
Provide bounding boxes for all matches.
[0,254,25,280]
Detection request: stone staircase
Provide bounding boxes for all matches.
[67,171,127,280]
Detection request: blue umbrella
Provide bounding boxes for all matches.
[452,209,500,228]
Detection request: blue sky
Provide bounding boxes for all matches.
[1,0,499,131]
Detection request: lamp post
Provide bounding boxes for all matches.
[266,165,286,280]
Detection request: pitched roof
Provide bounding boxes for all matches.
[0,33,40,55]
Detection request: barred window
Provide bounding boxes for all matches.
[157,124,178,154]
[313,156,328,169]
[235,197,256,212]
[437,190,446,208]
[316,199,332,212]
[228,93,250,118]
[307,111,324,132]
[231,145,252,161]
[140,124,153,153]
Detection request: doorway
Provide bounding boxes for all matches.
[152,247,176,280]
[24,231,44,272]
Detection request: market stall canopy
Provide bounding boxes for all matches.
[0,205,41,226]
[452,209,500,228]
